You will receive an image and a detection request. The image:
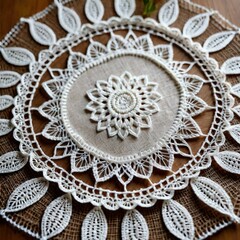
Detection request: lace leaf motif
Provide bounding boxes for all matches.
[41,194,72,239]
[178,117,203,139]
[231,83,240,98]
[130,158,153,179]
[181,74,205,95]
[0,95,13,111]
[21,18,56,46]
[170,137,193,157]
[186,95,208,117]
[67,52,88,70]
[0,119,13,136]
[71,149,92,172]
[232,105,240,118]
[183,13,210,38]
[39,100,61,121]
[42,79,66,99]
[0,71,21,88]
[82,207,108,240]
[213,151,240,174]
[203,31,236,53]
[114,0,136,18]
[55,0,81,33]
[85,0,104,23]
[42,120,68,141]
[158,0,179,27]
[191,177,239,222]
[0,47,35,66]
[162,199,195,240]
[4,177,49,213]
[122,209,149,240]
[221,57,240,75]
[151,146,174,171]
[116,163,134,186]
[93,158,117,182]
[228,124,240,145]
[54,140,76,158]
[0,151,28,174]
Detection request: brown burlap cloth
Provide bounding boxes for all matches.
[0,0,239,239]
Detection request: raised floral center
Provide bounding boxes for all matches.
[86,71,162,140]
[109,90,138,116]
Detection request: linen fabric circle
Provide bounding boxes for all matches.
[0,0,240,239]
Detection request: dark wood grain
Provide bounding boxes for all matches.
[0,0,239,239]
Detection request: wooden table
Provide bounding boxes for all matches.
[0,0,239,239]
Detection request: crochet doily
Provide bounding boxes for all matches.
[0,0,240,239]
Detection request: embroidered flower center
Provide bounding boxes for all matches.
[86,71,162,140]
[109,90,138,116]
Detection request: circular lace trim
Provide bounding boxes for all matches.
[12,17,232,209]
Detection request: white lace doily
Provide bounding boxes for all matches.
[0,0,240,239]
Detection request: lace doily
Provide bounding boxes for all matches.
[0,0,239,239]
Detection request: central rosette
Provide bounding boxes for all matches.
[109,90,138,115]
[86,71,162,140]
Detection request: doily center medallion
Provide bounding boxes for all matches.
[61,53,183,163]
[86,71,162,140]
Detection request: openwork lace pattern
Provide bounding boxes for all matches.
[0,0,239,239]
[85,71,162,140]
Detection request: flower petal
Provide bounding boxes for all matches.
[54,140,76,158]
[67,52,88,70]
[128,118,141,138]
[93,158,117,182]
[137,115,152,128]
[71,150,92,172]
[42,120,67,141]
[181,74,204,95]
[86,88,102,102]
[178,117,203,139]
[116,164,134,186]
[39,100,61,120]
[186,95,208,117]
[154,45,173,62]
[151,146,174,171]
[130,158,153,179]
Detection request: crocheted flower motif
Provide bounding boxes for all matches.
[85,71,162,140]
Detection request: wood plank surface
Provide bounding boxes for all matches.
[0,0,239,239]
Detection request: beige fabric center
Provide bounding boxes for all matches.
[63,55,180,160]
